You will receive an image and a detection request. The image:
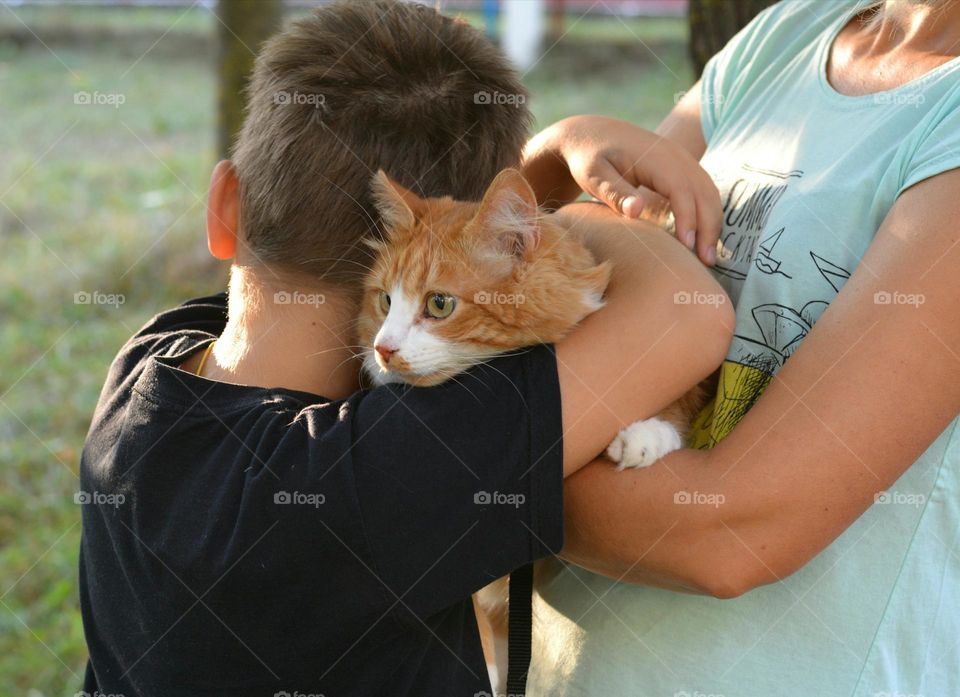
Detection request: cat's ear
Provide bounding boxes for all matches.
[370,170,422,231]
[472,168,541,262]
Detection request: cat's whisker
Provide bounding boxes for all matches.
[439,371,484,405]
[305,344,369,358]
[445,368,493,402]
[462,356,530,408]
[321,174,383,236]
[330,351,368,375]
[304,347,362,359]
[293,258,375,274]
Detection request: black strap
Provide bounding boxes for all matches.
[505,563,534,696]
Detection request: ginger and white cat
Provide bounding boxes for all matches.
[358,168,608,387]
[359,167,702,467]
[358,167,707,691]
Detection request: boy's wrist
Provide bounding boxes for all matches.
[522,120,582,209]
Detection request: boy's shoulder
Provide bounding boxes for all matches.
[106,293,227,387]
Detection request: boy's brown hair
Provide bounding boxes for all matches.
[231,0,532,288]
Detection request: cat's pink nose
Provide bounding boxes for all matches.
[375,343,397,363]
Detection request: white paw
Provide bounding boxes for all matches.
[486,663,500,695]
[606,417,683,469]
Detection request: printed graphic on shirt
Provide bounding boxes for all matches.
[755,227,792,278]
[810,251,852,292]
[689,163,854,448]
[711,163,800,291]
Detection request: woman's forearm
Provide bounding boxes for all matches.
[560,447,775,598]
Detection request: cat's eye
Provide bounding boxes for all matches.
[425,293,456,319]
[378,291,391,315]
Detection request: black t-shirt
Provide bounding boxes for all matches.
[78,293,563,697]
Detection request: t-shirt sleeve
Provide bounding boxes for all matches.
[96,294,227,420]
[899,85,960,195]
[299,345,563,621]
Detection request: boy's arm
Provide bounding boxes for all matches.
[656,80,707,158]
[560,170,960,598]
[552,203,733,475]
[625,80,710,229]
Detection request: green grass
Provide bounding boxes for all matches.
[0,4,691,695]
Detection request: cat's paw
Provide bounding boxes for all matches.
[606,417,683,469]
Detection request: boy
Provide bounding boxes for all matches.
[79,2,729,695]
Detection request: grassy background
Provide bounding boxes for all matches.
[0,3,692,694]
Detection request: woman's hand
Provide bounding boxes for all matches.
[522,115,722,265]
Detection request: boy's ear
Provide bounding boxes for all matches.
[207,160,240,260]
[472,168,541,264]
[370,170,422,231]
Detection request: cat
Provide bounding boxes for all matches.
[357,167,610,389]
[358,166,708,691]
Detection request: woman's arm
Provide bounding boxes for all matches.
[561,168,960,597]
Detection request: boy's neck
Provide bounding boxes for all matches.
[192,265,362,400]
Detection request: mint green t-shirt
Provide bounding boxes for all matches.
[530,2,960,696]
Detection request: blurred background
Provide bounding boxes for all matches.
[0,0,772,693]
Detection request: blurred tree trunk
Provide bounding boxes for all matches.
[216,0,283,159]
[548,0,565,40]
[688,0,777,77]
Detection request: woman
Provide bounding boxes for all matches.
[520,0,960,694]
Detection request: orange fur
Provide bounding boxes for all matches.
[357,168,611,386]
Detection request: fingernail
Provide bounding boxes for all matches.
[683,229,696,249]
[622,195,639,217]
[705,246,716,265]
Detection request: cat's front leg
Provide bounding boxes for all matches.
[606,417,683,469]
